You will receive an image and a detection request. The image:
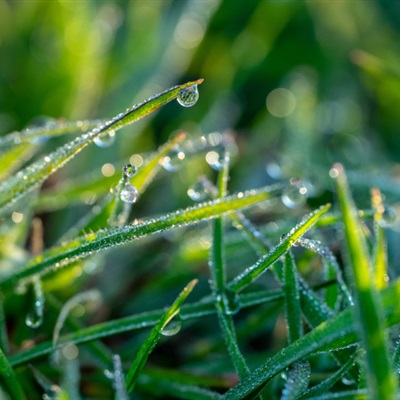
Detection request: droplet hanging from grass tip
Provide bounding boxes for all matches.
[25,278,44,329]
[161,315,182,336]
[281,178,308,209]
[177,85,199,107]
[120,183,139,204]
[94,130,116,148]
[123,164,138,179]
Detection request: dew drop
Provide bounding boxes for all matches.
[161,316,182,336]
[187,179,211,202]
[123,164,138,178]
[379,206,397,228]
[42,385,62,400]
[25,279,44,329]
[94,130,116,148]
[205,148,229,171]
[177,85,199,107]
[281,179,308,208]
[160,147,186,171]
[223,289,240,315]
[120,184,139,204]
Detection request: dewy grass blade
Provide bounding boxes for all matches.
[221,279,400,400]
[125,279,198,392]
[0,184,282,291]
[0,347,27,400]
[331,163,398,399]
[0,80,203,213]
[371,188,389,290]
[229,204,331,293]
[283,252,303,343]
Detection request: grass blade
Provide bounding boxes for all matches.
[0,80,203,213]
[331,163,397,399]
[283,251,303,343]
[0,347,27,400]
[229,203,331,292]
[125,279,198,392]
[0,184,282,291]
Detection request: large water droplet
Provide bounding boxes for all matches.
[223,289,240,315]
[94,130,116,148]
[160,147,186,171]
[378,206,397,228]
[120,184,139,204]
[205,148,229,171]
[187,179,211,202]
[25,279,44,329]
[161,316,182,336]
[123,164,138,178]
[177,85,199,107]
[281,179,308,208]
[42,385,62,400]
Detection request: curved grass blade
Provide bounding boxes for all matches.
[125,279,197,392]
[0,79,203,214]
[0,184,282,291]
[283,252,303,343]
[229,203,331,292]
[300,349,362,399]
[0,347,27,400]
[332,163,398,399]
[221,279,400,400]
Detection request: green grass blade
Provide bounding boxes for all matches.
[0,80,203,213]
[0,347,27,400]
[332,163,397,399]
[229,203,331,292]
[125,279,198,392]
[221,279,400,399]
[0,184,282,291]
[305,390,369,399]
[300,349,362,399]
[281,360,311,400]
[0,143,37,181]
[283,251,303,343]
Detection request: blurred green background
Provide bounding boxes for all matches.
[2,1,400,397]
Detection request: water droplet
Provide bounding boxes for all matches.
[123,164,138,178]
[120,184,139,204]
[94,130,116,148]
[222,289,240,315]
[379,206,397,228]
[187,179,211,201]
[160,147,185,171]
[281,179,308,208]
[177,85,199,107]
[161,316,182,336]
[42,385,62,400]
[25,279,44,329]
[205,148,229,171]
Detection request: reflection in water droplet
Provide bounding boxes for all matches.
[94,130,116,148]
[25,278,44,329]
[161,316,182,336]
[281,179,308,208]
[160,147,186,171]
[123,164,138,178]
[120,184,139,204]
[379,206,397,228]
[177,85,199,107]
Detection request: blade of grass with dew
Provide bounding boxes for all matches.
[0,143,37,181]
[371,188,389,290]
[0,119,104,148]
[8,287,288,367]
[283,251,303,343]
[0,347,27,400]
[0,80,203,214]
[0,184,283,291]
[0,291,9,355]
[281,359,311,400]
[210,152,250,379]
[299,349,362,400]
[228,203,330,293]
[125,279,197,392]
[221,278,400,400]
[305,390,370,400]
[332,163,398,399]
